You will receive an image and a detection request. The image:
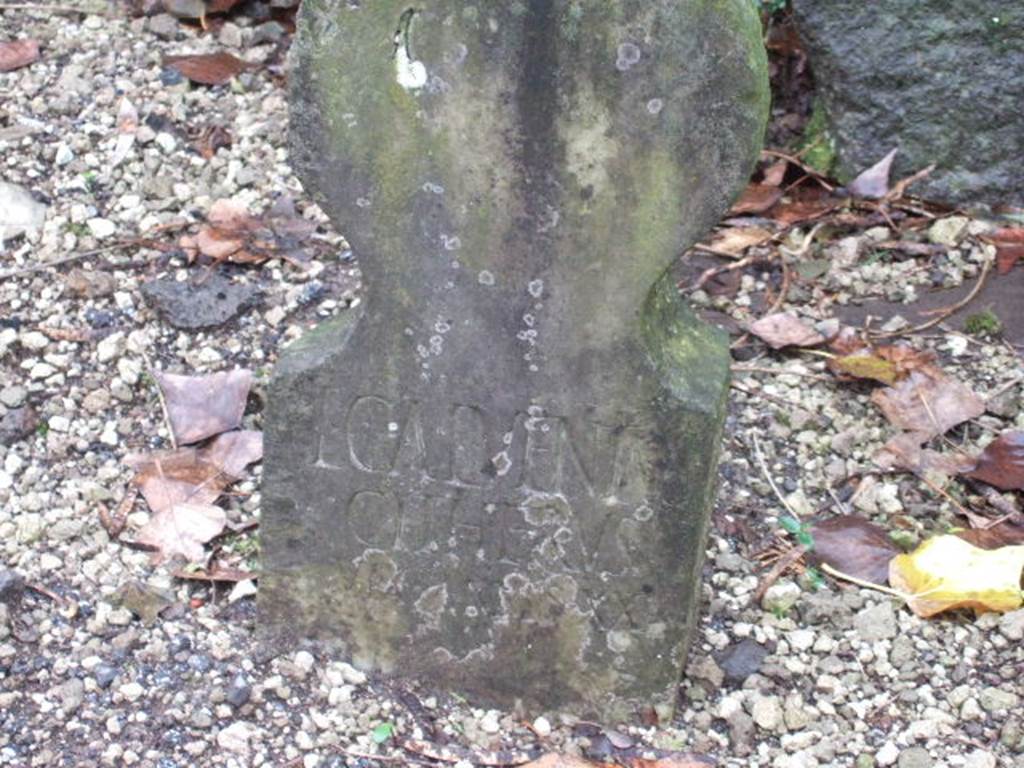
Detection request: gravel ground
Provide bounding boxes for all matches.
[2,7,1024,768]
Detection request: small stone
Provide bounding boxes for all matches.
[48,415,70,432]
[294,650,315,674]
[19,331,49,351]
[788,629,815,652]
[55,143,74,166]
[689,655,724,688]
[0,386,26,408]
[927,216,970,246]
[55,678,85,712]
[216,721,254,757]
[147,14,179,40]
[999,608,1024,641]
[86,218,116,239]
[0,406,38,446]
[856,756,876,768]
[162,0,204,19]
[532,716,551,737]
[219,22,243,47]
[252,21,286,44]
[0,181,47,240]
[226,674,252,707]
[94,663,118,689]
[119,682,145,702]
[897,746,932,768]
[479,710,501,734]
[853,601,898,642]
[727,710,755,755]
[96,332,125,363]
[0,570,24,604]
[979,687,1019,713]
[761,581,801,614]
[751,695,784,733]
[876,742,899,767]
[963,749,996,768]
[716,639,769,685]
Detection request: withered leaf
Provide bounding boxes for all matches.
[964,431,1024,491]
[128,447,228,515]
[154,369,253,445]
[748,312,825,350]
[809,515,899,586]
[135,502,227,563]
[830,354,899,385]
[955,521,1024,550]
[987,228,1024,275]
[0,39,40,72]
[708,226,774,256]
[730,183,783,215]
[874,431,974,478]
[164,52,254,86]
[871,367,985,438]
[848,148,898,199]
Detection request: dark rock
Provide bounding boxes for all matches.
[793,0,1024,206]
[226,674,252,707]
[0,406,38,446]
[93,664,118,689]
[262,0,768,720]
[716,639,769,685]
[0,569,25,604]
[251,21,286,45]
[140,272,260,330]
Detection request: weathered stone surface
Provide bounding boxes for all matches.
[793,0,1024,206]
[261,0,768,720]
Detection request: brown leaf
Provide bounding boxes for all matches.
[748,312,825,350]
[808,515,899,586]
[194,124,233,159]
[761,159,789,187]
[768,196,836,226]
[987,228,1024,275]
[164,52,254,86]
[871,367,985,438]
[181,198,279,265]
[730,183,783,215]
[627,757,715,768]
[830,354,899,385]
[154,369,253,445]
[0,39,40,72]
[128,448,229,515]
[874,431,974,478]
[964,431,1024,491]
[955,521,1024,550]
[521,757,612,768]
[848,148,898,199]
[135,502,227,563]
[708,226,774,256]
[201,429,263,478]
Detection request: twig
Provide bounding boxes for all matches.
[144,357,178,451]
[987,374,1023,401]
[752,433,801,520]
[691,252,769,291]
[753,543,808,605]
[732,364,832,382]
[761,149,836,192]
[0,242,129,281]
[870,258,992,339]
[692,243,750,260]
[820,564,912,600]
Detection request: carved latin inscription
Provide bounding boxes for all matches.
[313,395,654,576]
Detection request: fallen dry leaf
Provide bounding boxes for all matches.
[628,757,715,768]
[164,52,254,86]
[955,521,1024,550]
[0,39,40,72]
[985,228,1024,275]
[193,123,233,159]
[136,502,227,563]
[129,448,228,515]
[708,226,774,256]
[874,431,974,478]
[831,354,899,385]
[521,757,612,768]
[964,431,1024,491]
[180,198,303,265]
[848,148,898,199]
[889,535,1024,617]
[748,312,825,350]
[730,183,783,215]
[809,515,900,586]
[155,369,253,445]
[201,429,263,477]
[871,367,985,438]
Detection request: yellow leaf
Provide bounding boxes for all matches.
[889,535,1024,617]
[831,354,899,385]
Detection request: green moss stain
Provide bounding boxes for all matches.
[801,98,837,176]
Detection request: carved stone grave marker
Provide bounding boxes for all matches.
[261,0,768,720]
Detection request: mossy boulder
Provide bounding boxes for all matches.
[793,0,1024,206]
